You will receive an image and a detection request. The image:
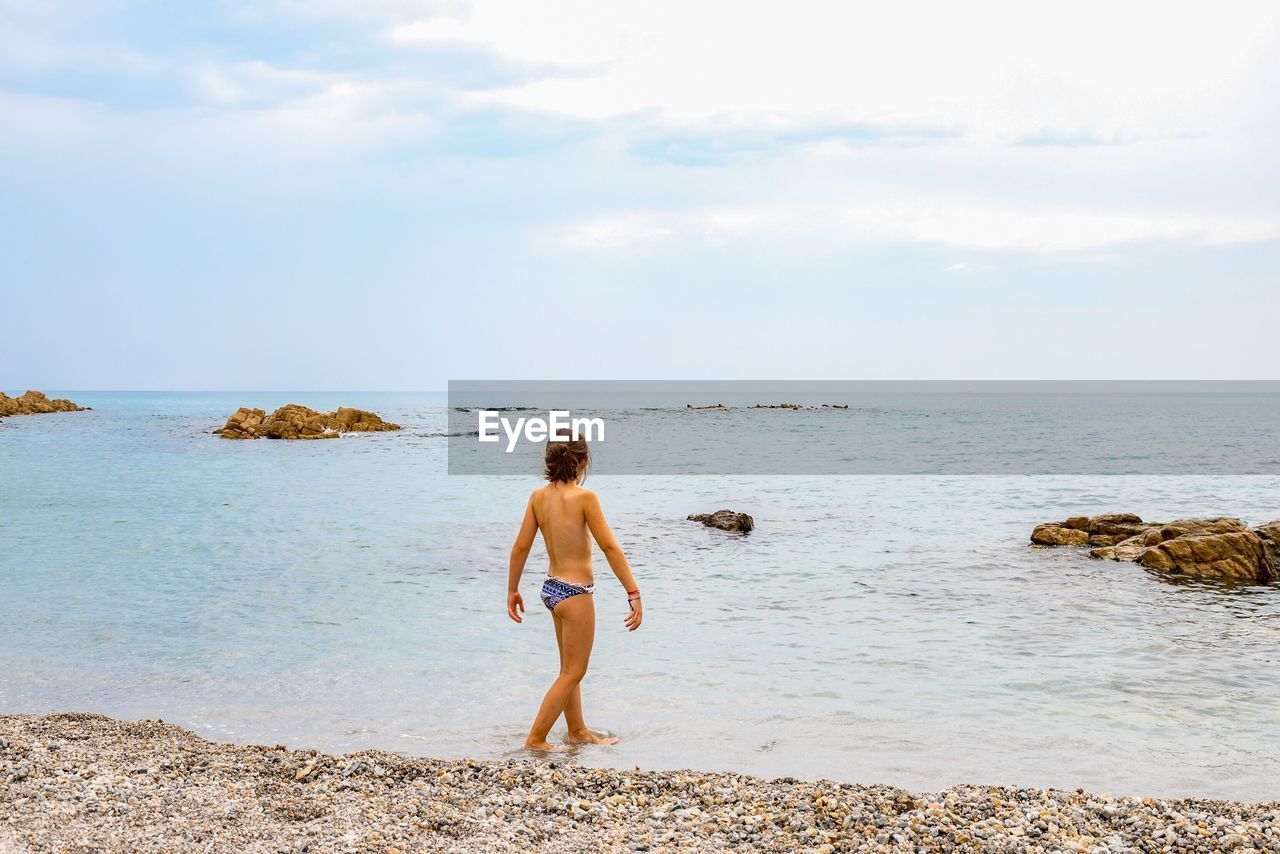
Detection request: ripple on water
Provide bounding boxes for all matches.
[1,394,1278,800]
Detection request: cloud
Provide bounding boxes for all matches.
[386,5,620,67]
[191,60,342,108]
[558,214,674,249]
[555,203,1280,254]
[388,0,1280,142]
[628,121,961,165]
[0,10,158,77]
[4,0,1280,386]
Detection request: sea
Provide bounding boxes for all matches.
[1,391,1277,801]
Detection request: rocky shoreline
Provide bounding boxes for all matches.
[3,714,1277,852]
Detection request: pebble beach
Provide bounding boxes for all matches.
[2,714,1277,852]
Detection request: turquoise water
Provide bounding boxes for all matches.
[2,392,1278,801]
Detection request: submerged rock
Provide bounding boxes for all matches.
[1033,513,1276,583]
[214,404,399,440]
[688,509,755,533]
[0,390,89,417]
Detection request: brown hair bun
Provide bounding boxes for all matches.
[544,431,590,483]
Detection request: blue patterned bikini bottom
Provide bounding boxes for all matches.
[540,576,595,611]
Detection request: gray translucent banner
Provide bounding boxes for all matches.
[447,381,1280,475]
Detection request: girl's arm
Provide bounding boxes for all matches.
[583,491,643,631]
[507,495,538,623]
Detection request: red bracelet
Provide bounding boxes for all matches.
[626,589,640,596]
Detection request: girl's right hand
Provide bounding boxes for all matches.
[507,591,524,623]
[624,597,643,632]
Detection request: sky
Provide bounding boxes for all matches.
[2,1,1279,389]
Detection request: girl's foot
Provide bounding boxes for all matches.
[567,728,619,745]
[523,738,568,752]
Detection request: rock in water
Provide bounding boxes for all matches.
[1256,522,1280,570]
[257,403,340,440]
[1030,524,1090,546]
[330,406,398,433]
[1031,513,1153,547]
[1137,531,1276,582]
[1089,536,1152,562]
[688,510,755,533]
[1035,512,1276,583]
[214,404,400,440]
[1090,518,1248,561]
[213,407,267,439]
[0,390,89,417]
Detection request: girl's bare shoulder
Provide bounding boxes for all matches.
[570,485,600,506]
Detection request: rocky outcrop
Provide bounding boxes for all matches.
[1030,524,1090,546]
[1031,513,1276,583]
[214,404,400,440]
[258,404,341,440]
[329,407,398,433]
[1030,513,1152,547]
[1090,518,1248,561]
[1137,531,1275,583]
[215,407,270,439]
[1257,522,1280,571]
[0,390,88,417]
[688,509,755,533]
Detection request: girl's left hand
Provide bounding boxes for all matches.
[507,591,525,623]
[624,597,643,632]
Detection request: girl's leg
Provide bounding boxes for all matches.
[553,607,587,734]
[553,607,618,745]
[525,594,598,749]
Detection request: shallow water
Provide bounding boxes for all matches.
[1,392,1278,801]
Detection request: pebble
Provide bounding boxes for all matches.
[1,712,1277,852]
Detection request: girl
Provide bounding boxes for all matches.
[506,434,642,751]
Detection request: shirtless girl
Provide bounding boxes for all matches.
[506,433,643,751]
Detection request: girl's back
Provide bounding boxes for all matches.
[531,483,593,582]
